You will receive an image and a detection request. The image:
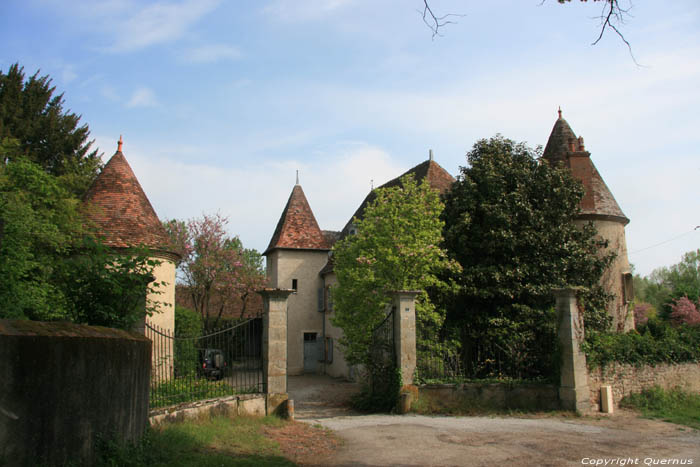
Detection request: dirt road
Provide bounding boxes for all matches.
[312,413,699,466]
[288,375,699,467]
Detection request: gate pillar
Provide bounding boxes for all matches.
[259,288,294,395]
[554,287,591,412]
[391,290,420,389]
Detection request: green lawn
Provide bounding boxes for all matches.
[97,416,295,467]
[620,386,700,430]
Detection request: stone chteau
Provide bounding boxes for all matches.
[265,111,634,378]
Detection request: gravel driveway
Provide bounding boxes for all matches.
[288,375,699,467]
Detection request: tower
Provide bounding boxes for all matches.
[543,111,634,331]
[264,180,332,375]
[82,137,179,335]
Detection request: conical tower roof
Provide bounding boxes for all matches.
[542,111,629,225]
[264,183,330,255]
[340,158,455,237]
[83,137,174,252]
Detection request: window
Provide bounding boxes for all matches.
[622,272,634,304]
[304,332,317,342]
[292,279,297,291]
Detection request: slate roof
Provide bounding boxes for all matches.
[542,112,629,225]
[340,158,455,237]
[264,184,331,255]
[82,139,176,252]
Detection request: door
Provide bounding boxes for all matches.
[303,332,321,373]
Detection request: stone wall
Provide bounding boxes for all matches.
[0,320,150,466]
[587,362,700,409]
[149,393,286,425]
[419,382,560,411]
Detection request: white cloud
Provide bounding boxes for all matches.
[126,87,158,108]
[111,140,405,254]
[262,0,355,22]
[107,0,221,52]
[181,43,242,63]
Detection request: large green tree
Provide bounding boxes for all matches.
[0,63,101,196]
[331,175,458,368]
[441,135,613,379]
[0,65,160,329]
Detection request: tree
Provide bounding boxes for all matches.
[669,296,700,327]
[0,63,101,196]
[164,214,266,330]
[0,149,160,328]
[331,175,458,368]
[441,135,614,378]
[0,65,161,330]
[641,249,700,320]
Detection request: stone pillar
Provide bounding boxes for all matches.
[259,288,294,395]
[392,290,420,388]
[554,288,591,412]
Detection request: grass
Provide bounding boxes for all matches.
[409,391,570,417]
[150,377,258,408]
[96,415,296,466]
[620,386,700,430]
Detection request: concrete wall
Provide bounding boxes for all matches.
[266,249,328,375]
[419,383,560,411]
[0,320,151,466]
[588,362,700,410]
[576,218,633,332]
[149,393,285,425]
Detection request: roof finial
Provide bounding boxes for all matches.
[296,170,299,185]
[429,149,434,161]
[117,135,123,152]
[371,179,374,190]
[558,107,562,119]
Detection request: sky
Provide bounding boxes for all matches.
[1,0,698,277]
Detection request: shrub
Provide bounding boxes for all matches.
[669,296,700,327]
[582,319,700,369]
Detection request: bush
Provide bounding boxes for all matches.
[582,319,700,369]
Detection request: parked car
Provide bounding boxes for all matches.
[200,348,227,380]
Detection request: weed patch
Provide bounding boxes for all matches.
[620,386,700,430]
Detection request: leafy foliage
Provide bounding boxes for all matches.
[164,214,266,330]
[440,135,614,379]
[669,296,700,327]
[0,65,163,330]
[0,63,100,196]
[636,249,700,321]
[331,175,459,368]
[582,319,700,368]
[174,306,203,377]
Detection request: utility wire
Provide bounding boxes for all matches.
[629,226,699,255]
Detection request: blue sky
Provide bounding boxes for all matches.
[1,0,698,276]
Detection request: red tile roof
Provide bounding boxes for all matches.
[264,184,330,255]
[83,144,175,252]
[542,114,629,225]
[340,158,455,237]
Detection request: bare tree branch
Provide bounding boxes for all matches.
[420,0,465,40]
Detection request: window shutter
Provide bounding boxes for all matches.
[327,287,334,312]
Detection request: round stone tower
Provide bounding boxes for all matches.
[82,137,179,335]
[543,110,634,332]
